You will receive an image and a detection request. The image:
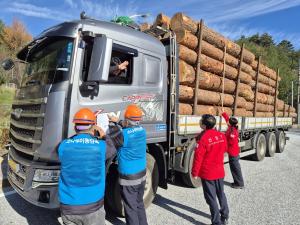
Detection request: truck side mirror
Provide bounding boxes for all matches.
[1,59,15,71]
[87,35,112,82]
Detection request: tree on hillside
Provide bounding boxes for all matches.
[0,20,4,34]
[0,19,32,86]
[260,33,275,47]
[236,33,298,106]
[278,40,294,52]
[0,19,32,55]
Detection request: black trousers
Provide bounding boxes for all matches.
[229,155,244,187]
[201,178,229,225]
[120,181,148,225]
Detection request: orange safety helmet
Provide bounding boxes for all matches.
[73,108,96,124]
[124,104,143,121]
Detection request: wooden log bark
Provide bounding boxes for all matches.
[140,23,151,31]
[178,44,198,65]
[153,13,170,29]
[239,83,254,101]
[178,85,247,108]
[256,112,274,117]
[198,70,236,93]
[246,111,254,117]
[235,108,248,117]
[256,103,274,112]
[245,102,254,111]
[179,60,195,84]
[170,13,255,64]
[254,73,276,87]
[196,105,233,116]
[175,30,252,73]
[179,49,253,84]
[179,103,193,115]
[251,60,279,81]
[179,103,233,115]
[257,93,275,105]
[174,28,198,50]
[277,99,284,111]
[257,82,276,95]
[249,79,256,88]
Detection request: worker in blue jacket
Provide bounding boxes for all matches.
[58,108,116,225]
[108,104,148,225]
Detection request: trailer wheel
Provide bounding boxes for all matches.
[265,132,276,157]
[105,153,159,217]
[182,150,202,188]
[276,130,286,153]
[253,133,266,161]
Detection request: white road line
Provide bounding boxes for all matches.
[0,190,16,198]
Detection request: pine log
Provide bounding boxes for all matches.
[178,46,253,84]
[201,40,252,73]
[256,103,274,112]
[179,103,193,114]
[198,70,236,93]
[174,28,198,50]
[245,102,254,111]
[153,13,170,29]
[179,103,233,115]
[246,111,254,117]
[256,112,274,117]
[170,13,255,63]
[179,60,195,84]
[251,60,279,81]
[195,105,233,116]
[179,64,255,100]
[178,44,197,65]
[277,99,284,111]
[178,85,247,108]
[257,93,275,105]
[254,73,276,87]
[249,79,256,88]
[239,83,254,101]
[235,108,248,117]
[257,82,276,95]
[175,29,252,73]
[140,23,151,31]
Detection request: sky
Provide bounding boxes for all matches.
[0,0,300,49]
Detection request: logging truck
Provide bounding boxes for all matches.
[2,14,292,216]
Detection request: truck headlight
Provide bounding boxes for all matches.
[33,169,60,182]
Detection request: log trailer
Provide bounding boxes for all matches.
[3,15,292,215]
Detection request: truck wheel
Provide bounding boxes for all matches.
[105,153,159,217]
[265,132,276,157]
[276,130,286,153]
[253,133,266,161]
[182,150,202,188]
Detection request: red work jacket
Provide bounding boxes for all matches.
[191,129,228,180]
[222,112,240,157]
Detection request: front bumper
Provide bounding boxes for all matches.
[7,153,60,209]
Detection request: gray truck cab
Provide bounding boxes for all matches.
[7,18,169,210]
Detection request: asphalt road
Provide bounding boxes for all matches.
[1,132,300,225]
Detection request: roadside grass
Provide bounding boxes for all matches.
[0,86,15,151]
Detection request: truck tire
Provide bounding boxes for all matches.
[182,150,202,188]
[253,133,266,161]
[265,132,276,157]
[105,153,159,217]
[276,130,286,153]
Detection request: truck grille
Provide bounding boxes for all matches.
[9,98,46,158]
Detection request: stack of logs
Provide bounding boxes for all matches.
[150,13,296,118]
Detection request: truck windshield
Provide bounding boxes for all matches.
[21,37,74,87]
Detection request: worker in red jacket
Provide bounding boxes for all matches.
[222,111,245,189]
[192,114,229,225]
